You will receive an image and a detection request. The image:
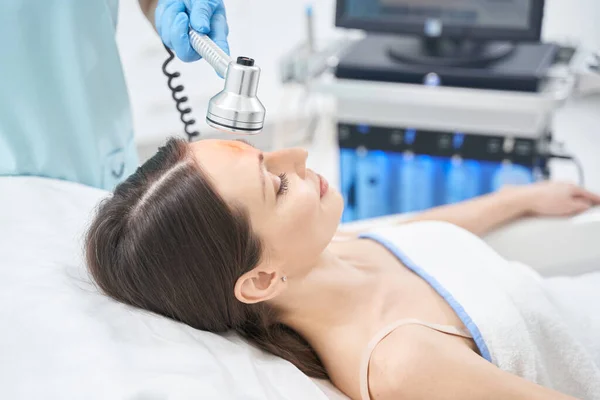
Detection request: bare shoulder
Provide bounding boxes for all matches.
[367,324,447,399]
[366,325,574,400]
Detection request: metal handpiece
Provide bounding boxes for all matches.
[188,29,266,134]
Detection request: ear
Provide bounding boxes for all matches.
[234,265,286,305]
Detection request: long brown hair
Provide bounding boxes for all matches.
[85,138,328,379]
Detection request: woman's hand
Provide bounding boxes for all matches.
[512,181,600,217]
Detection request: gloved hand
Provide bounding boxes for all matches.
[155,0,229,63]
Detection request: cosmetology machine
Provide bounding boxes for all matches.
[282,0,600,222]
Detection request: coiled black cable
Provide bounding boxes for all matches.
[161,45,200,142]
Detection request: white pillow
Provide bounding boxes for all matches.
[0,177,334,400]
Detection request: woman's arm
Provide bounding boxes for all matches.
[402,187,529,236]
[338,182,600,238]
[337,189,526,239]
[406,182,600,236]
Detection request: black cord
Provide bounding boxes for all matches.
[161,45,200,142]
[550,153,585,186]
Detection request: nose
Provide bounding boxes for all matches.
[264,147,308,179]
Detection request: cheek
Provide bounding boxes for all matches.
[271,189,317,236]
[285,192,324,252]
[294,190,320,223]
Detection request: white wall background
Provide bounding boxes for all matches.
[116,0,600,192]
[116,0,600,147]
[541,0,600,48]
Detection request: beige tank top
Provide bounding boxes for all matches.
[359,318,472,400]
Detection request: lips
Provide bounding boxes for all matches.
[318,173,329,198]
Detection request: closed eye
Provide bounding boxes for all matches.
[277,173,289,196]
[235,140,286,199]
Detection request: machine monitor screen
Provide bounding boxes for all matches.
[336,0,544,41]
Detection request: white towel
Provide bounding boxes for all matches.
[362,221,600,399]
[544,272,600,366]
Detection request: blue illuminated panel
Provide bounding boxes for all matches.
[339,148,357,223]
[356,150,392,219]
[392,153,441,213]
[337,124,542,222]
[444,157,482,204]
[491,162,534,190]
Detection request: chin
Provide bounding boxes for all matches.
[324,188,344,225]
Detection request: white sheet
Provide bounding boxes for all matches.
[0,177,337,400]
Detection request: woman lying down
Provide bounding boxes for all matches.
[85,138,600,400]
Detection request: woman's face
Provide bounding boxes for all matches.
[190,139,344,280]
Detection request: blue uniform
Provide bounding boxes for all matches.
[0,0,138,190]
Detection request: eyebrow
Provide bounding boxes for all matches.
[234,139,266,200]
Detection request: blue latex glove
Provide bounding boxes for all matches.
[155,0,230,63]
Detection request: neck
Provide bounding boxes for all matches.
[274,241,377,342]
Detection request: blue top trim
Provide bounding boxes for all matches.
[359,232,493,363]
